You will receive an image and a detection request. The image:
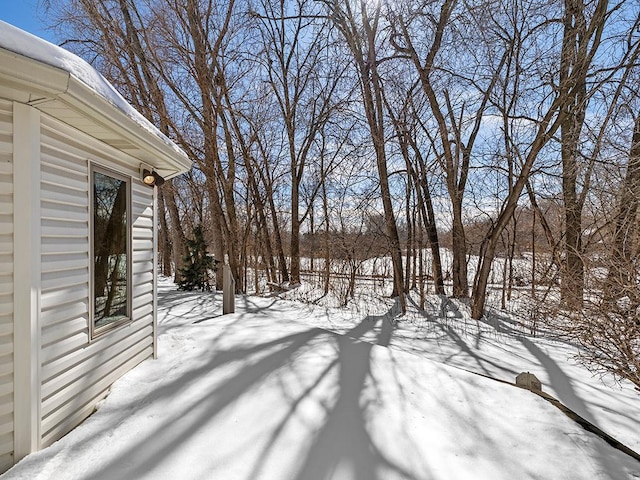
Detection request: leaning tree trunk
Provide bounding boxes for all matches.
[608,113,640,292]
[413,162,445,295]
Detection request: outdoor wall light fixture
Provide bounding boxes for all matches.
[140,166,166,187]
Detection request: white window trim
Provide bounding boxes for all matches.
[89,163,133,339]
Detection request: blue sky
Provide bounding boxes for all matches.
[0,0,56,42]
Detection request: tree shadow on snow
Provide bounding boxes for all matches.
[76,294,417,480]
[77,325,328,480]
[485,311,637,479]
[290,301,418,480]
[405,295,518,378]
[405,297,639,480]
[517,337,635,479]
[244,299,419,480]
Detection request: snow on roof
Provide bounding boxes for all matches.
[0,20,189,168]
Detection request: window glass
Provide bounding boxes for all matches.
[93,170,129,331]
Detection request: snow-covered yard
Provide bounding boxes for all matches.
[2,280,639,480]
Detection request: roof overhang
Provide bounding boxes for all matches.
[0,47,191,180]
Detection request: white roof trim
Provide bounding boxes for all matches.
[0,21,191,178]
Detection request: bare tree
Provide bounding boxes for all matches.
[253,0,345,285]
[576,112,640,390]
[390,0,509,299]
[558,0,610,309]
[469,0,592,319]
[607,112,640,291]
[383,83,446,294]
[60,0,270,290]
[319,0,406,311]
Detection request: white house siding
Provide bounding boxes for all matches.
[0,99,14,472]
[38,114,155,447]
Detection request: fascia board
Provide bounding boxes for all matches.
[0,49,69,100]
[63,76,191,177]
[0,47,191,178]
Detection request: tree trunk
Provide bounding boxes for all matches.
[164,180,189,283]
[471,107,570,319]
[206,180,227,290]
[450,202,468,297]
[608,113,640,290]
[324,0,406,312]
[418,167,445,295]
[558,0,606,310]
[405,175,413,292]
[157,186,173,277]
[322,169,331,295]
[290,172,301,284]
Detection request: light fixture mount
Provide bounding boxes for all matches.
[142,169,155,185]
[140,164,166,187]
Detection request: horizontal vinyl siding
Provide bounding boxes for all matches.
[131,184,155,321]
[0,99,13,473]
[39,115,155,447]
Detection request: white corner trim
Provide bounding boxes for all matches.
[13,102,42,459]
[152,186,158,360]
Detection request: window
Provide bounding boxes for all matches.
[91,166,131,336]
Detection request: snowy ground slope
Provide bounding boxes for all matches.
[2,281,639,480]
